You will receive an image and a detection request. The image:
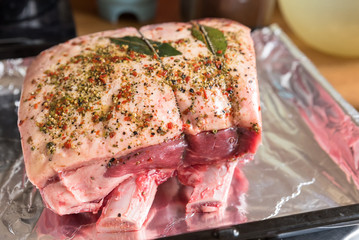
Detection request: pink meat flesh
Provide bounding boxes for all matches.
[105,137,187,177]
[40,127,255,215]
[58,137,186,203]
[184,127,259,165]
[18,18,261,232]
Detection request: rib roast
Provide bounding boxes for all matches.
[18,18,261,232]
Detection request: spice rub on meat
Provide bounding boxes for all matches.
[18,18,261,232]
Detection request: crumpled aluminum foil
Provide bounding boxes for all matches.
[1,25,359,240]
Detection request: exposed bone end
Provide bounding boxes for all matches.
[96,170,173,232]
[180,160,239,213]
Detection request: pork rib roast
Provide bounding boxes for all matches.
[18,18,261,232]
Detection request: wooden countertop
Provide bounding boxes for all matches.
[70,0,359,110]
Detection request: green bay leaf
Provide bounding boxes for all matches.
[110,36,152,55]
[110,36,181,57]
[191,25,227,56]
[191,26,206,44]
[150,40,182,57]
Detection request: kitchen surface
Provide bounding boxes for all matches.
[70,0,359,110]
[1,1,359,240]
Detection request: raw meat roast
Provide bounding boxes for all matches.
[18,18,261,232]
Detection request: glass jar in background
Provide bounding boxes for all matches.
[181,0,276,29]
[279,0,359,58]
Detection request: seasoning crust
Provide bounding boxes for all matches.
[18,19,261,188]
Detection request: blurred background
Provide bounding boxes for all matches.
[0,0,358,110]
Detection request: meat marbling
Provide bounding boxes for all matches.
[18,18,261,232]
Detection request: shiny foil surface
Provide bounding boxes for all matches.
[1,25,359,239]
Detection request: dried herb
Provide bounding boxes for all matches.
[191,24,227,56]
[109,36,181,57]
[46,142,56,154]
[107,157,116,168]
[110,36,152,55]
[150,40,182,57]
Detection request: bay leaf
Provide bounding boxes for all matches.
[150,40,182,57]
[109,36,152,55]
[110,36,181,57]
[191,25,227,56]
